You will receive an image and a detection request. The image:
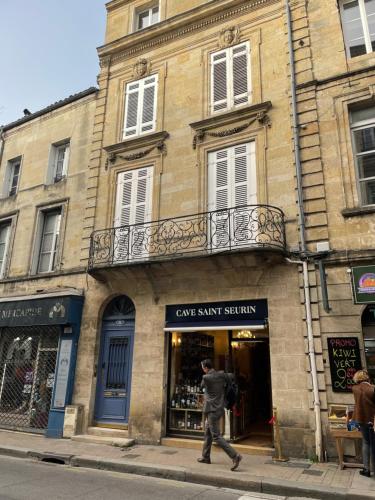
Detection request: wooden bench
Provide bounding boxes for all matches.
[330,428,363,470]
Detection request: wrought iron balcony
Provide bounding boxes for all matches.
[88,204,286,271]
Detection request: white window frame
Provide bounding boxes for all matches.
[210,42,251,114]
[32,207,62,274]
[0,218,13,279]
[135,3,160,31]
[207,142,257,251]
[3,157,22,198]
[47,140,70,184]
[123,74,158,139]
[114,166,154,262]
[350,110,375,206]
[340,0,375,57]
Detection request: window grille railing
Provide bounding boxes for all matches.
[89,204,286,270]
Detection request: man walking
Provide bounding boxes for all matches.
[197,359,242,470]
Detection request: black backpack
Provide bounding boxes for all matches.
[224,375,238,410]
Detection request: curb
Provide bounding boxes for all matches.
[0,445,374,500]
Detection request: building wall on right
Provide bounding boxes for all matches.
[294,0,375,456]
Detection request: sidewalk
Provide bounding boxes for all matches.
[0,430,374,500]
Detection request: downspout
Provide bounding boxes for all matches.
[0,127,5,167]
[285,1,323,461]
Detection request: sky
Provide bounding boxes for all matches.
[0,0,106,126]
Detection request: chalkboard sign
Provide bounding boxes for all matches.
[328,337,362,392]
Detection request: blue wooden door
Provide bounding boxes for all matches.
[95,318,134,424]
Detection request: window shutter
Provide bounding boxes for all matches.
[114,167,153,261]
[124,82,140,137]
[115,171,134,228]
[211,50,229,112]
[132,167,153,258]
[208,149,230,249]
[233,142,256,206]
[141,76,157,133]
[232,44,250,107]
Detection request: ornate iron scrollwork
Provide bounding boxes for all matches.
[89,204,286,270]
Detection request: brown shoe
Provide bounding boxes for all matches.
[197,457,211,464]
[231,454,242,471]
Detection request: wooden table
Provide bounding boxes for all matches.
[331,428,363,470]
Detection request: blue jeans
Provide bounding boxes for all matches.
[359,423,375,472]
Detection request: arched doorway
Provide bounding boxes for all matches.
[362,305,375,381]
[94,296,135,424]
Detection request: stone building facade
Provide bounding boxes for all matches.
[76,0,312,458]
[1,0,374,460]
[0,88,97,437]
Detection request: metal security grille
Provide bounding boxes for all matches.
[0,326,59,433]
[106,337,128,390]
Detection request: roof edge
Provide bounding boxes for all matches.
[1,87,98,132]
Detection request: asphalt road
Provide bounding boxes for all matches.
[0,455,310,500]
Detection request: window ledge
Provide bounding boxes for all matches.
[342,206,375,217]
[44,178,67,189]
[104,131,169,167]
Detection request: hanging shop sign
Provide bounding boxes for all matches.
[352,265,375,304]
[0,296,76,327]
[327,337,362,392]
[165,299,268,329]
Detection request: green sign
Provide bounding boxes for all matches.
[352,265,375,304]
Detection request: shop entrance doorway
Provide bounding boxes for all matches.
[167,329,272,447]
[0,326,59,433]
[230,330,272,444]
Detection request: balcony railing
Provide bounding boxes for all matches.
[88,204,286,270]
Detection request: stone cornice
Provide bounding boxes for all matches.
[104,131,169,166]
[190,101,272,149]
[98,0,280,65]
[106,0,130,12]
[190,101,272,131]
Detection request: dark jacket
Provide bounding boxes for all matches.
[352,381,375,424]
[201,369,229,413]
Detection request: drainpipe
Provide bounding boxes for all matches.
[285,0,323,461]
[0,127,4,167]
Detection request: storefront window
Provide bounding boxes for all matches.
[167,329,272,444]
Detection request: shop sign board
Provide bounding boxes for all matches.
[53,338,72,408]
[0,297,71,327]
[166,299,268,327]
[327,337,362,392]
[352,265,375,304]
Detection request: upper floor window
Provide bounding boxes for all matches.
[47,141,70,184]
[136,4,159,31]
[123,75,158,138]
[3,157,21,198]
[350,106,375,206]
[341,0,375,58]
[0,220,12,279]
[35,208,62,273]
[210,42,251,114]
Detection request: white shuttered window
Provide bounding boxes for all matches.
[114,167,153,260]
[208,142,256,249]
[211,42,251,114]
[123,75,158,138]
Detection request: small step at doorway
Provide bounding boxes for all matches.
[161,437,274,456]
[71,426,134,447]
